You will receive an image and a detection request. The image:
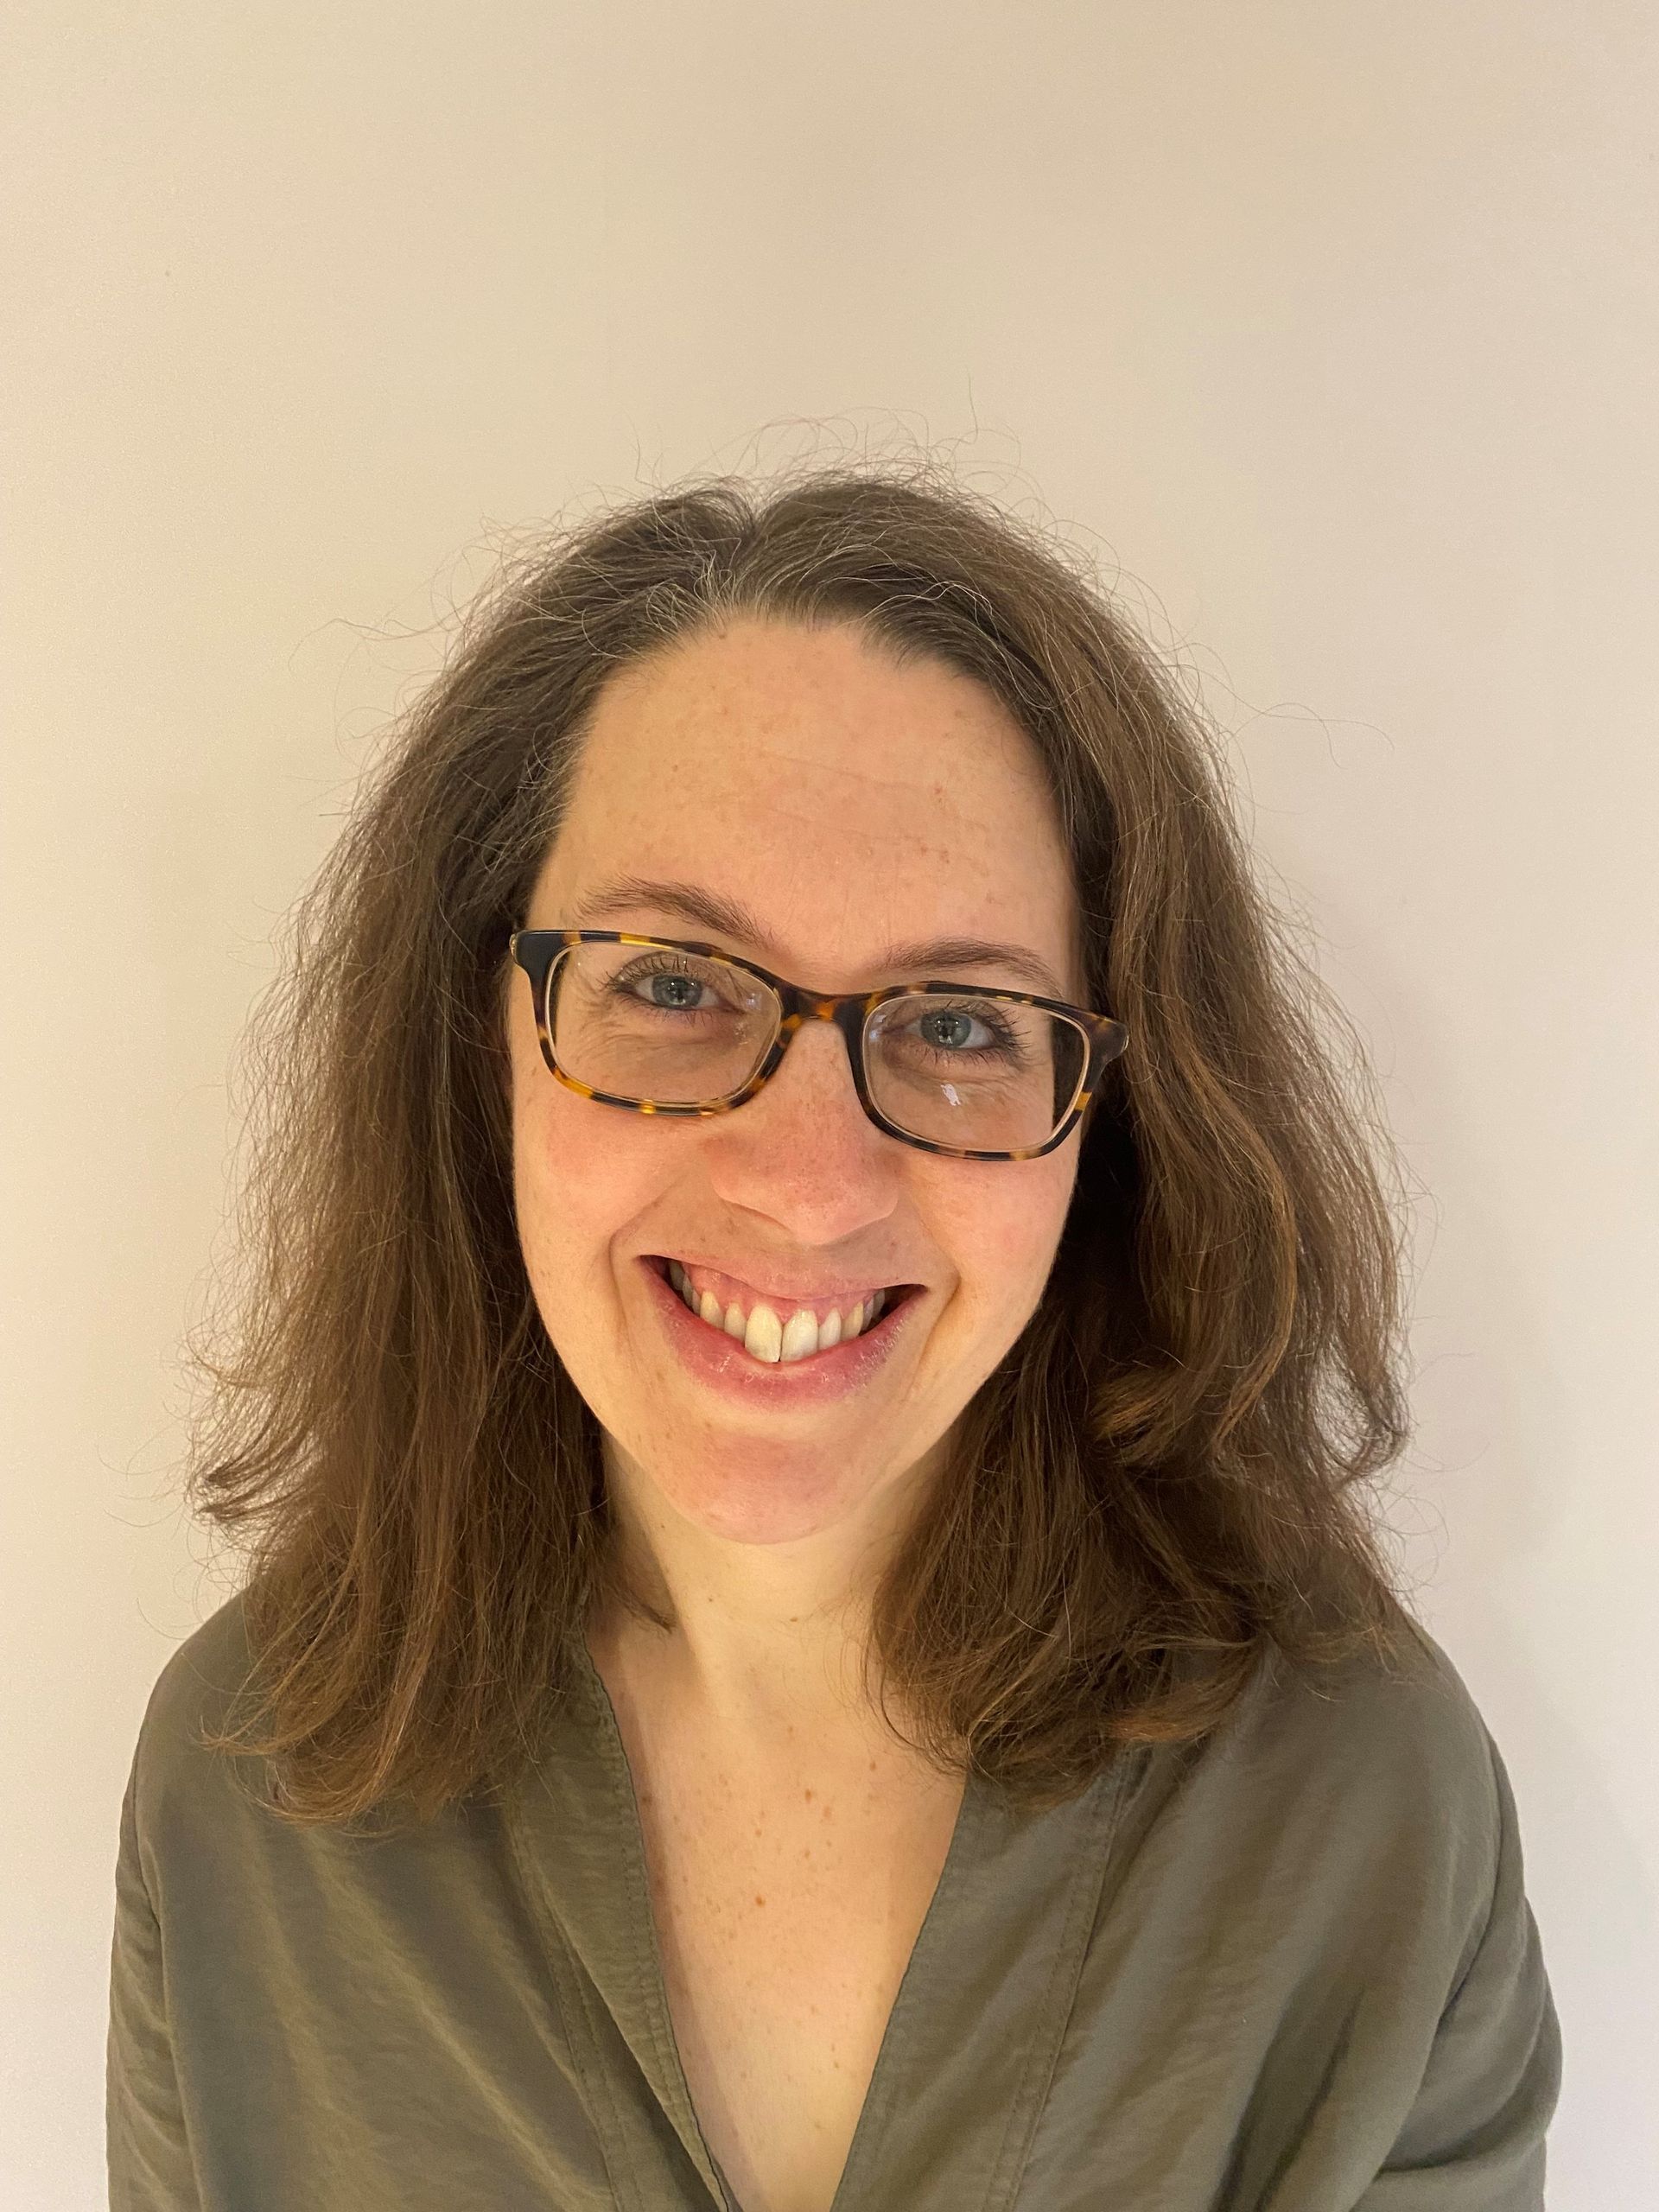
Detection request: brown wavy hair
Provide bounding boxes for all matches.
[184,459,1418,1831]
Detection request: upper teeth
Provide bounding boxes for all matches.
[667,1261,889,1363]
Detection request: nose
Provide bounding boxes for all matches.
[706,1006,897,1193]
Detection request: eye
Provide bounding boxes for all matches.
[881,997,1025,1061]
[912,1004,1014,1054]
[623,961,705,1010]
[609,952,748,1014]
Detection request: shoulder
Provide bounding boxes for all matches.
[124,1586,270,1881]
[1105,1615,1546,1915]
[1227,1617,1503,1815]
[1227,1618,1508,1859]
[1115,1621,1517,1981]
[133,1584,259,1758]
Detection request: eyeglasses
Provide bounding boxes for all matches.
[508,930,1128,1161]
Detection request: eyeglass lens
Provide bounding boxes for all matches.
[547,941,1087,1150]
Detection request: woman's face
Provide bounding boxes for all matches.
[505,616,1087,1553]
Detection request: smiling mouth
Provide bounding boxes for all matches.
[645,1255,921,1363]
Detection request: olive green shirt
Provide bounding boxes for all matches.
[107,1591,1560,2209]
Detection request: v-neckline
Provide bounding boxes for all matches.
[572,1629,987,2212]
[505,1628,1128,2212]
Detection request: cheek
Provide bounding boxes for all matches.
[510,1072,648,1302]
[938,1154,1078,1322]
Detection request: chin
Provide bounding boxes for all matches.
[606,1409,942,1547]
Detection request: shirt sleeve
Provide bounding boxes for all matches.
[1352,1729,1562,2210]
[107,1747,203,2212]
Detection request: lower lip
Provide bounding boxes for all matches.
[637,1257,920,1407]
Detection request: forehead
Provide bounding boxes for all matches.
[533,618,1081,991]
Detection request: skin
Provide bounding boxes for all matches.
[503,614,1087,1753]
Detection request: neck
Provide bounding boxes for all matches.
[591,1552,881,1746]
[589,1444,945,1748]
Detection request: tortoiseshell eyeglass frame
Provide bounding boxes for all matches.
[508,929,1129,1163]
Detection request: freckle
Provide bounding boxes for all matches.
[804,1788,813,1801]
[754,1893,766,1907]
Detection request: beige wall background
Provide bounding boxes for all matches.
[5,4,1654,2204]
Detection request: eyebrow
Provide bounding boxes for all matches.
[566,875,1072,1000]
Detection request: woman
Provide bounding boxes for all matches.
[108,466,1560,2211]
